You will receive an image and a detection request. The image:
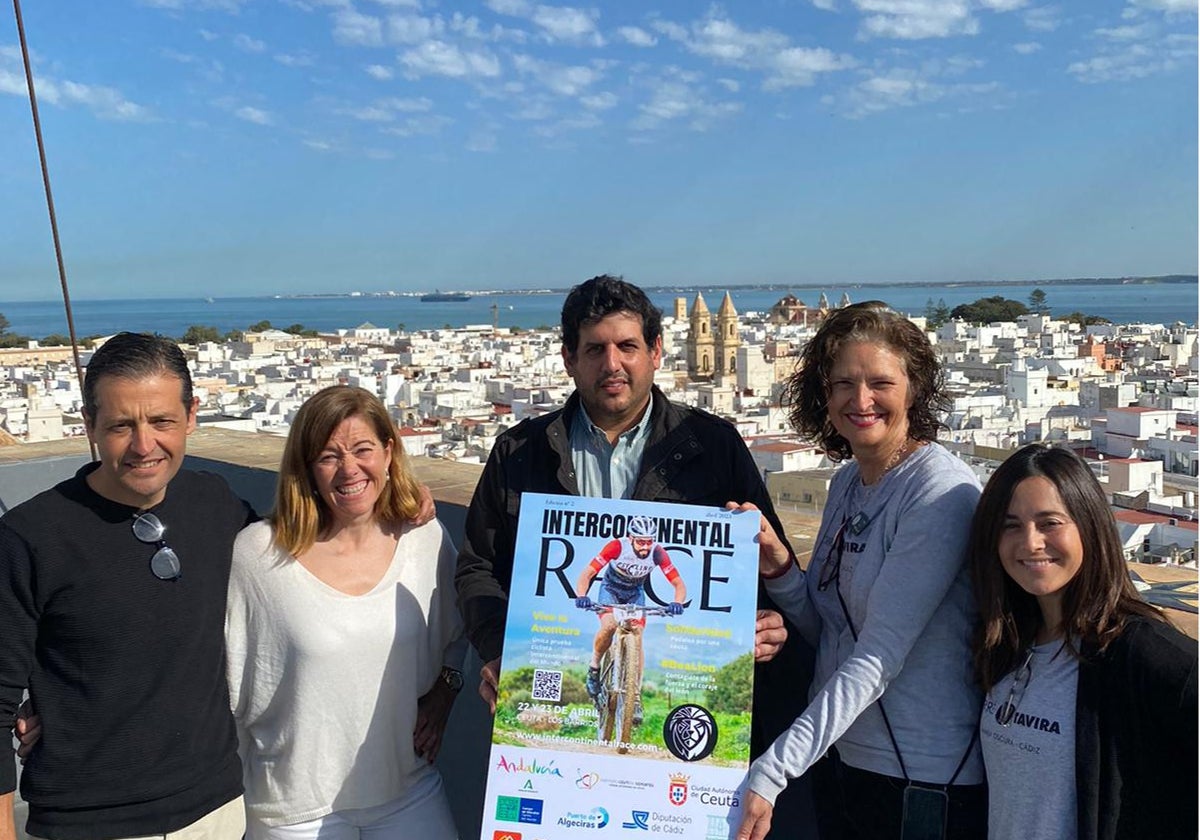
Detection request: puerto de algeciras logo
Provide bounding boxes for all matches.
[662,704,718,762]
[668,773,690,806]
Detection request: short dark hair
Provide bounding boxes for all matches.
[969,444,1163,691]
[782,301,948,461]
[561,275,662,355]
[83,332,193,421]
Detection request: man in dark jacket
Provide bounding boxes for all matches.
[454,276,817,837]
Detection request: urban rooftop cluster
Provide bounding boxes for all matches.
[0,291,1195,567]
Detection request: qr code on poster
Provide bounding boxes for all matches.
[531,669,563,702]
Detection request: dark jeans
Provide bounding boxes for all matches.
[815,752,987,840]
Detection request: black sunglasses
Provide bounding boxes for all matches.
[995,648,1035,726]
[817,520,849,592]
[132,513,182,581]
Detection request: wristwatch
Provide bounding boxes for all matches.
[440,667,464,692]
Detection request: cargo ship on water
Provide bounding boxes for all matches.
[420,291,471,302]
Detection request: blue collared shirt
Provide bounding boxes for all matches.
[569,400,653,499]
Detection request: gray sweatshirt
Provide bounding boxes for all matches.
[749,442,984,804]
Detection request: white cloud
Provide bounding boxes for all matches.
[828,61,1004,117]
[382,96,433,111]
[530,5,605,45]
[617,25,657,46]
[856,0,980,40]
[1022,5,1061,32]
[450,13,528,42]
[387,13,444,44]
[1012,40,1042,52]
[0,66,152,121]
[484,0,532,15]
[303,139,334,151]
[512,53,602,95]
[381,114,453,136]
[332,9,385,46]
[632,74,741,132]
[400,41,502,78]
[717,77,740,91]
[274,52,315,66]
[235,105,273,124]
[980,0,1028,10]
[365,63,394,79]
[580,91,618,109]
[233,33,266,52]
[1067,33,1196,82]
[1096,22,1154,39]
[654,12,855,88]
[766,46,857,89]
[1129,0,1197,12]
[367,0,421,7]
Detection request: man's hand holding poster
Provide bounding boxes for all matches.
[481,493,760,840]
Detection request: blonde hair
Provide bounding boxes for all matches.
[272,386,421,556]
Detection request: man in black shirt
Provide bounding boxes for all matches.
[0,333,252,840]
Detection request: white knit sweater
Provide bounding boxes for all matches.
[225,519,466,827]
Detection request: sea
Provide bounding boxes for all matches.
[0,281,1195,339]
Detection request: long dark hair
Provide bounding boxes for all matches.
[781,302,948,461]
[970,444,1164,691]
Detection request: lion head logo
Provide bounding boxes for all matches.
[662,704,718,762]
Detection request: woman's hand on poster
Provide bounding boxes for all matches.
[754,610,786,662]
[414,680,456,763]
[735,791,774,840]
[480,657,501,714]
[723,502,792,578]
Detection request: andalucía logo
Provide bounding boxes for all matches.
[663,704,718,762]
[622,810,650,830]
[668,774,689,806]
[496,755,565,777]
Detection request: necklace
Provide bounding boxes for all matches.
[861,438,915,486]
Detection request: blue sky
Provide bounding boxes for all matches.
[1,0,1196,300]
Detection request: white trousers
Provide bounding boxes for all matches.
[245,772,457,840]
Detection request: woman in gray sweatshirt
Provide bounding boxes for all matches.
[736,302,985,840]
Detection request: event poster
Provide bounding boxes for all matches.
[480,493,760,840]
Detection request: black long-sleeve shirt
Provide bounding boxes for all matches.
[0,465,255,840]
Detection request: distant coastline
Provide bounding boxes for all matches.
[266,274,1196,301]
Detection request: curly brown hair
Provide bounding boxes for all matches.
[781,301,949,461]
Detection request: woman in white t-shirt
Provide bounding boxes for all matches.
[226,385,466,840]
[969,444,1196,840]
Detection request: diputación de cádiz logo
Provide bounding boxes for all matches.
[662,704,718,762]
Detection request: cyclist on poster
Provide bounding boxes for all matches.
[573,514,687,704]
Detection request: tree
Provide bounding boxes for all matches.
[1028,288,1049,314]
[0,313,9,334]
[182,325,222,344]
[706,653,755,714]
[284,323,318,337]
[924,297,951,328]
[40,334,71,346]
[1062,311,1112,327]
[247,320,273,333]
[224,329,244,342]
[950,296,1029,324]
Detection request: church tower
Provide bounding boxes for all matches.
[714,292,740,379]
[687,293,714,380]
